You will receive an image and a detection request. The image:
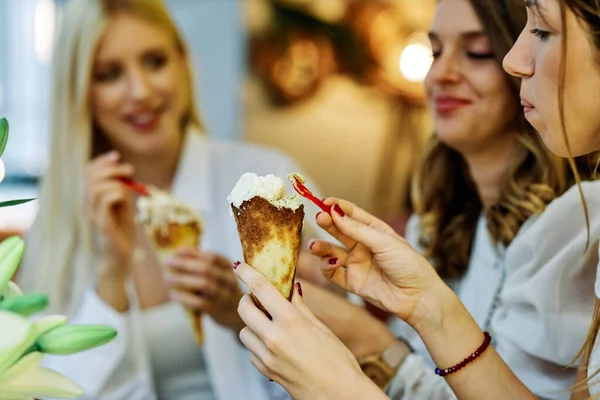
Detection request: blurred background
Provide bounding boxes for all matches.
[0,0,436,236]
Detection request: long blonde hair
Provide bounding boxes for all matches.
[18,0,203,315]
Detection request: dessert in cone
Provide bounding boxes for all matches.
[228,173,304,315]
[137,189,205,344]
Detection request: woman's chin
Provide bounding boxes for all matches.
[539,129,580,159]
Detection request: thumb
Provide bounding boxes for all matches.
[291,282,330,331]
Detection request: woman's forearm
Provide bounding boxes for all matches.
[413,285,538,400]
[96,260,129,313]
[299,278,399,357]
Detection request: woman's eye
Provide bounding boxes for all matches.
[94,67,121,82]
[530,28,550,41]
[145,54,168,70]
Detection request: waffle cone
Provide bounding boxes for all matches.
[146,223,204,345]
[231,196,304,315]
[146,222,202,256]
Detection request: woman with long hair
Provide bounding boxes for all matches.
[17,0,324,398]
[231,0,600,398]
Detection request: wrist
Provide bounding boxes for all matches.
[350,372,388,400]
[405,278,458,339]
[410,285,486,372]
[97,257,129,281]
[357,338,410,390]
[95,266,130,313]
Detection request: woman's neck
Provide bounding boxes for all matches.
[462,134,517,210]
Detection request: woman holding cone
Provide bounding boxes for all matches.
[233,0,600,398]
[17,0,326,399]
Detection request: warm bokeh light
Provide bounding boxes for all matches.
[399,34,433,83]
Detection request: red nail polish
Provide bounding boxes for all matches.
[332,204,345,217]
[329,258,338,265]
[316,212,324,220]
[296,282,303,297]
[233,261,241,269]
[309,241,316,251]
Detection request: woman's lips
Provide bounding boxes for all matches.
[124,110,162,131]
[434,96,473,114]
[520,98,535,116]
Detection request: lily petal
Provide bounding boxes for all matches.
[2,282,22,300]
[0,394,32,400]
[32,315,68,337]
[0,311,35,373]
[0,352,83,398]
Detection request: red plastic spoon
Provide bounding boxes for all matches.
[119,177,150,196]
[289,173,344,217]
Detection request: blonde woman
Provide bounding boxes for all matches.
[229,0,600,399]
[17,0,324,399]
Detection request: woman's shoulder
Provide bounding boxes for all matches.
[511,180,600,245]
[503,181,600,277]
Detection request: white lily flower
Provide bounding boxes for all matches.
[0,311,35,373]
[0,352,83,399]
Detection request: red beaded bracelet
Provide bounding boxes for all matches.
[434,331,492,377]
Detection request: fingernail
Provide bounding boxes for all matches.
[164,274,173,282]
[308,240,317,251]
[170,292,179,301]
[296,282,303,297]
[316,212,324,220]
[233,261,241,269]
[328,258,338,265]
[332,204,345,217]
[165,257,176,266]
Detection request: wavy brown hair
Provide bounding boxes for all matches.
[411,0,573,280]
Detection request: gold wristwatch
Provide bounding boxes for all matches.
[357,339,411,389]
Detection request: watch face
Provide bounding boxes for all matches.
[361,363,389,389]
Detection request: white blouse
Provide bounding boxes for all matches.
[35,131,326,400]
[587,218,600,397]
[387,181,600,400]
[141,302,215,400]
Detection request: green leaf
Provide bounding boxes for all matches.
[0,118,8,157]
[0,199,36,208]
